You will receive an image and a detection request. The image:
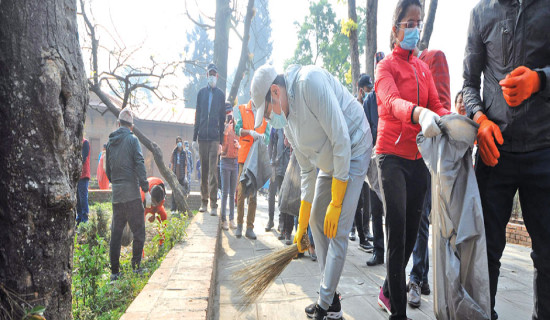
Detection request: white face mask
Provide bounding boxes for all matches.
[208,75,217,88]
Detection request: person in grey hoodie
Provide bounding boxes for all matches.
[106,108,150,281]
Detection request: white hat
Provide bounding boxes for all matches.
[251,64,278,128]
[118,108,134,125]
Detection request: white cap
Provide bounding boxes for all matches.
[251,64,278,128]
[118,108,134,125]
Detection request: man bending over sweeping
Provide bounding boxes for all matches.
[251,64,373,320]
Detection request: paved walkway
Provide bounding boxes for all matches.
[212,196,534,320]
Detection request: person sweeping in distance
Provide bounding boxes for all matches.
[251,63,373,320]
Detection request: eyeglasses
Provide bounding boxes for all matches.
[397,20,424,30]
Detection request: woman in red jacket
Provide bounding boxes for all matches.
[374,0,450,318]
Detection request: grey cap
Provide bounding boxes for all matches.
[207,63,218,73]
[251,64,278,128]
[118,108,134,124]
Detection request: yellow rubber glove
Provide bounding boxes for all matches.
[324,178,348,239]
[293,200,312,253]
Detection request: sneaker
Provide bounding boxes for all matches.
[309,247,317,262]
[421,281,431,295]
[236,224,243,238]
[305,292,342,319]
[366,231,374,241]
[265,219,274,231]
[245,228,257,240]
[408,282,421,308]
[378,287,391,315]
[199,204,207,212]
[210,207,217,216]
[277,232,285,240]
[349,231,356,241]
[110,272,121,282]
[366,252,384,266]
[311,304,327,320]
[229,220,237,229]
[359,241,374,253]
[133,267,148,275]
[222,221,229,230]
[285,232,292,245]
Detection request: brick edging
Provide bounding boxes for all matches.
[506,222,531,247]
[120,211,220,319]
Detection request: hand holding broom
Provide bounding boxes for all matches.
[294,200,312,252]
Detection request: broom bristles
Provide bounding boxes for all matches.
[232,237,310,308]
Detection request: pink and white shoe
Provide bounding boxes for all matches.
[377,286,392,315]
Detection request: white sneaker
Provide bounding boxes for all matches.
[210,208,217,216]
[222,221,229,230]
[229,220,237,229]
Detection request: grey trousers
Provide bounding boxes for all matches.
[309,151,370,309]
[199,140,219,208]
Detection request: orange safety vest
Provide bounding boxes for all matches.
[238,101,267,164]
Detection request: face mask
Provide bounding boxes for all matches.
[269,96,287,129]
[400,27,420,51]
[177,142,182,148]
[208,75,217,88]
[362,94,367,103]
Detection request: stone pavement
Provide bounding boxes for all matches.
[212,196,535,320]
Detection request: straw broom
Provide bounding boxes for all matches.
[232,236,310,307]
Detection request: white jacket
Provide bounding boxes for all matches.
[283,65,372,203]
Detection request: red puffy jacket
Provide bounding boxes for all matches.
[375,46,450,160]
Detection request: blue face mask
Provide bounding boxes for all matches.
[177,142,183,148]
[400,27,420,51]
[269,97,287,129]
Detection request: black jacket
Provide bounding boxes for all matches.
[106,127,149,203]
[363,92,379,146]
[268,128,290,177]
[463,0,550,152]
[193,86,226,144]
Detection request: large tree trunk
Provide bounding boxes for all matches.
[214,0,231,95]
[418,0,438,51]
[0,0,87,319]
[227,0,255,105]
[348,0,361,95]
[365,0,378,79]
[90,87,191,214]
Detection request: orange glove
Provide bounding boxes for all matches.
[499,66,540,107]
[476,114,503,167]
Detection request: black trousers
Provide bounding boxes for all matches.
[110,198,145,274]
[268,172,284,221]
[369,188,385,256]
[477,148,550,320]
[379,155,428,320]
[352,182,370,243]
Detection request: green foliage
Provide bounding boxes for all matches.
[72,203,191,319]
[285,0,367,90]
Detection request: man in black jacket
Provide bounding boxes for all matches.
[193,63,226,215]
[463,1,550,319]
[106,108,150,281]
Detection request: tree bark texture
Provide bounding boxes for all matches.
[228,0,255,105]
[348,0,361,94]
[90,87,191,214]
[0,0,87,319]
[419,0,438,51]
[214,0,231,95]
[365,0,378,79]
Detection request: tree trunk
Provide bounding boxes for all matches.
[418,0,438,51]
[228,0,255,105]
[214,0,231,95]
[0,0,87,319]
[348,0,361,95]
[365,0,378,79]
[90,87,191,214]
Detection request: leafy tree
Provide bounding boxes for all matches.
[286,0,365,90]
[183,16,214,109]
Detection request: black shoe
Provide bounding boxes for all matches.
[421,281,431,295]
[265,219,274,231]
[366,252,384,266]
[408,282,421,308]
[277,233,285,240]
[348,231,356,241]
[110,272,121,282]
[359,241,374,253]
[491,311,498,320]
[366,232,374,242]
[305,292,342,319]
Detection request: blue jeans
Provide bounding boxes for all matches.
[76,178,89,223]
[410,179,431,285]
[220,157,238,222]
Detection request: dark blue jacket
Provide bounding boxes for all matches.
[363,91,379,145]
[193,86,226,144]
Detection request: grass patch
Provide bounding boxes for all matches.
[72,202,191,319]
